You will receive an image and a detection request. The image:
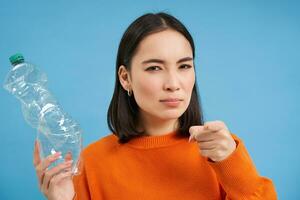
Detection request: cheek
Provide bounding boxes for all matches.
[133,76,160,104]
[184,72,195,93]
[182,72,195,109]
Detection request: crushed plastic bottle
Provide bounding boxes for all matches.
[3,53,82,175]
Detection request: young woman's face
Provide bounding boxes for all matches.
[126,29,195,124]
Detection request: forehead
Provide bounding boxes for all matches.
[132,29,193,62]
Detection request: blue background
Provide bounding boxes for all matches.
[0,0,299,199]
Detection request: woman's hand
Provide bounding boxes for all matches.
[189,120,236,162]
[33,140,75,200]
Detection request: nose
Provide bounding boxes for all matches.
[163,72,180,92]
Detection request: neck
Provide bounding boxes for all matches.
[138,113,179,136]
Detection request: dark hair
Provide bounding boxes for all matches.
[107,12,204,143]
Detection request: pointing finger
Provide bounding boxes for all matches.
[189,126,205,136]
[189,126,205,142]
[204,121,227,132]
[189,125,218,142]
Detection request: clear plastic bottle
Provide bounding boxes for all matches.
[3,53,82,175]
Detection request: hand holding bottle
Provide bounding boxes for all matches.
[33,140,75,200]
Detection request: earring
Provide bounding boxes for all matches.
[127,89,132,96]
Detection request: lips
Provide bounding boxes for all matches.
[160,98,183,107]
[160,98,183,102]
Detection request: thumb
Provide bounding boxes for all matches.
[33,140,41,167]
[64,151,73,162]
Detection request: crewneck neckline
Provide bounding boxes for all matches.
[126,130,187,149]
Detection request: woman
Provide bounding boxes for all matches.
[33,12,277,200]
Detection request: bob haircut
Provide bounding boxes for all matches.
[107,12,204,143]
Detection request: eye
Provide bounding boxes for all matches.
[179,64,192,69]
[146,66,161,71]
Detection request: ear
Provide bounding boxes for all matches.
[118,65,132,91]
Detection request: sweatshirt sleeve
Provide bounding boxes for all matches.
[72,158,91,200]
[208,134,277,200]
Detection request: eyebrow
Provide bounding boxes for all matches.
[141,57,193,65]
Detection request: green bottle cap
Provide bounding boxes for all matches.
[9,53,25,66]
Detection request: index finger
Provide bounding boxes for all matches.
[204,121,226,132]
[189,126,214,136]
[189,126,218,142]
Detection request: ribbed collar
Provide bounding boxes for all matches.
[126,130,187,149]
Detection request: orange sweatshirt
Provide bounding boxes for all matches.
[73,131,277,200]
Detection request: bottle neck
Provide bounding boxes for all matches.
[12,61,24,67]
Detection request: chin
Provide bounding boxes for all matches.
[157,110,183,120]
